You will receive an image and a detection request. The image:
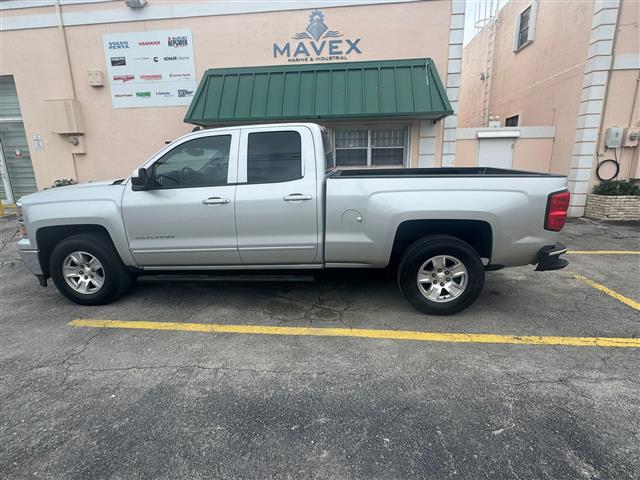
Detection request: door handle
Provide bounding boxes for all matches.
[283,193,312,201]
[202,197,230,205]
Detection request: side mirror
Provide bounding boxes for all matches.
[131,168,149,191]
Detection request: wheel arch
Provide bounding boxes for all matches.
[36,225,116,278]
[390,219,493,268]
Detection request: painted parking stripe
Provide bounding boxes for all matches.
[573,274,640,311]
[568,250,640,255]
[69,319,640,348]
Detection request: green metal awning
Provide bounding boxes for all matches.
[184,58,452,126]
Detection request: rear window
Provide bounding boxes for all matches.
[247,131,302,183]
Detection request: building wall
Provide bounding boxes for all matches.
[594,0,640,183]
[0,0,454,188]
[457,27,489,128]
[459,0,639,216]
[459,0,595,176]
[455,126,556,171]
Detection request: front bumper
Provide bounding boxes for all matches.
[18,237,46,283]
[19,249,43,276]
[535,242,569,271]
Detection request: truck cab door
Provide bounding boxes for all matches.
[122,130,241,267]
[234,126,319,265]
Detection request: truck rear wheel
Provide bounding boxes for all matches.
[49,233,132,305]
[397,235,485,315]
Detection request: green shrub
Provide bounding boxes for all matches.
[592,180,640,196]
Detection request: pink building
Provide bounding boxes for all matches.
[0,0,466,204]
[459,0,639,216]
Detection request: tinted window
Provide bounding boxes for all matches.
[152,135,231,188]
[247,131,302,183]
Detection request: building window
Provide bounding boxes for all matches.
[333,127,408,168]
[514,1,537,52]
[505,115,519,127]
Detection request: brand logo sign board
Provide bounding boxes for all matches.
[273,10,362,63]
[102,29,196,108]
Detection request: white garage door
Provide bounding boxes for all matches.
[477,138,514,169]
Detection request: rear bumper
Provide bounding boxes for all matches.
[535,242,569,271]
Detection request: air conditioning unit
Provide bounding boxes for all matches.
[124,0,147,8]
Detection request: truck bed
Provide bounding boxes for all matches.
[328,167,564,178]
[324,169,568,268]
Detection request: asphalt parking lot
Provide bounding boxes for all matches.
[1,217,638,480]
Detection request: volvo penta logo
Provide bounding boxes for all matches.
[177,89,194,98]
[273,10,362,62]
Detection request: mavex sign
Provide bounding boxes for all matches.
[273,10,362,62]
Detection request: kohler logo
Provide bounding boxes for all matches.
[273,10,362,62]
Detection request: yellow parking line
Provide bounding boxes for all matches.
[573,274,640,311]
[68,319,640,348]
[567,250,640,255]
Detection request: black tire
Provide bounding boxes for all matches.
[397,235,485,315]
[49,233,132,305]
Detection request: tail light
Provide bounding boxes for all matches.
[545,190,570,231]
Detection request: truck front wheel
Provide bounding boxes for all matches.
[397,235,485,315]
[49,233,133,305]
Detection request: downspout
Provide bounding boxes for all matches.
[55,0,77,100]
[626,73,640,178]
[54,0,79,179]
[594,3,622,172]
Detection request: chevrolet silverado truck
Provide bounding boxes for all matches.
[17,123,570,315]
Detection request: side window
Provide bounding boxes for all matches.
[152,135,231,188]
[247,131,302,183]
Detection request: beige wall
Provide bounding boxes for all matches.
[455,136,554,171]
[459,0,640,187]
[457,26,488,128]
[459,0,595,175]
[0,0,452,188]
[594,0,640,183]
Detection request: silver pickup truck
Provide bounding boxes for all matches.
[17,122,570,315]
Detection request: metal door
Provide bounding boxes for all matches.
[477,138,514,169]
[122,130,241,267]
[0,76,37,203]
[235,126,319,265]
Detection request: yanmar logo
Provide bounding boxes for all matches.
[138,40,160,47]
[273,10,362,62]
[113,74,134,82]
[140,74,162,81]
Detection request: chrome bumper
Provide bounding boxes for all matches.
[18,239,43,275]
[19,249,43,276]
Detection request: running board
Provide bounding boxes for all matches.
[139,274,315,283]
